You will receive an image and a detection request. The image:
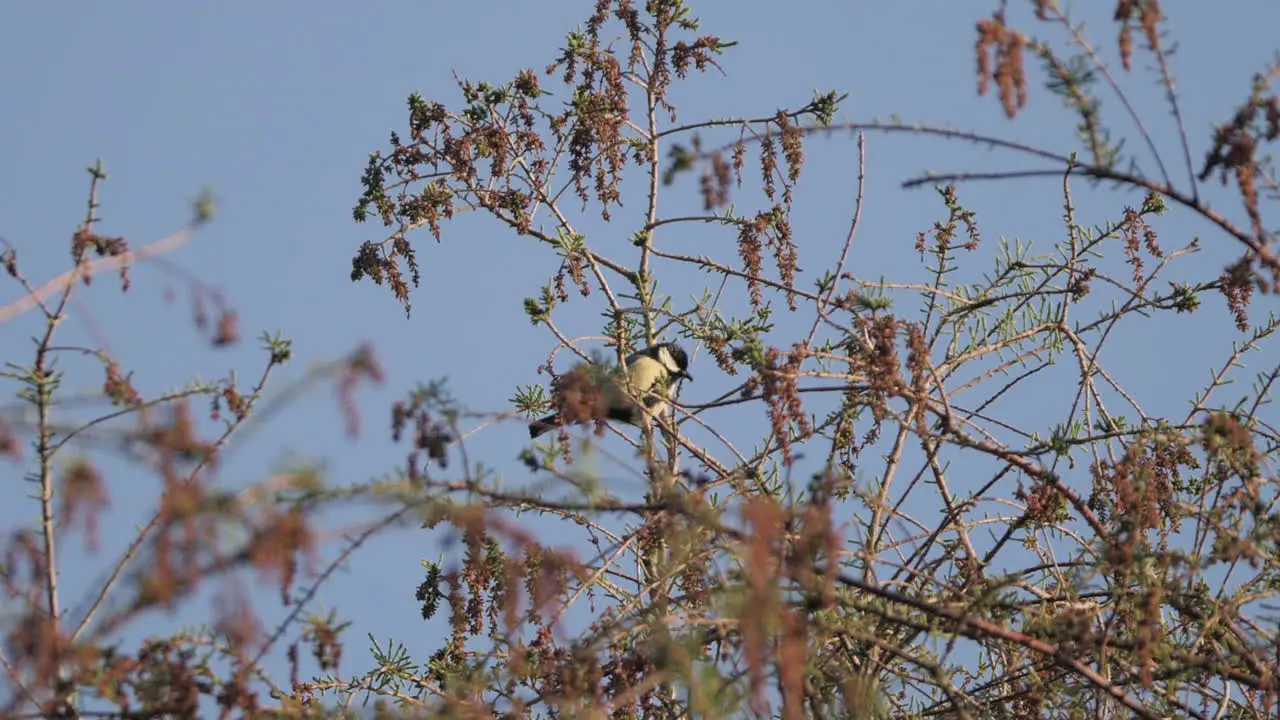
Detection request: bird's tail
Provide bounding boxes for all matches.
[530,404,648,438]
[528,413,562,438]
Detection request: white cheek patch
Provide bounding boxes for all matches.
[658,347,682,374]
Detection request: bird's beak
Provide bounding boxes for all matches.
[680,371,693,382]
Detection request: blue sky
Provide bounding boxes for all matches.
[2,0,1278,709]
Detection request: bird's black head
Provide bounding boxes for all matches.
[653,343,693,381]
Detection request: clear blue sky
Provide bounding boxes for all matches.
[2,0,1277,706]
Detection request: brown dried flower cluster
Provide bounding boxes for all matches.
[975,14,1028,119]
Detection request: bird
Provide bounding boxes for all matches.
[529,342,693,438]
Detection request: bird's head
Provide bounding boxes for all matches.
[653,343,693,382]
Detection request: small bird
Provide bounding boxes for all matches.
[529,343,693,438]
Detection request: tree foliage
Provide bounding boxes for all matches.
[341,1,1279,718]
[3,1,1279,719]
